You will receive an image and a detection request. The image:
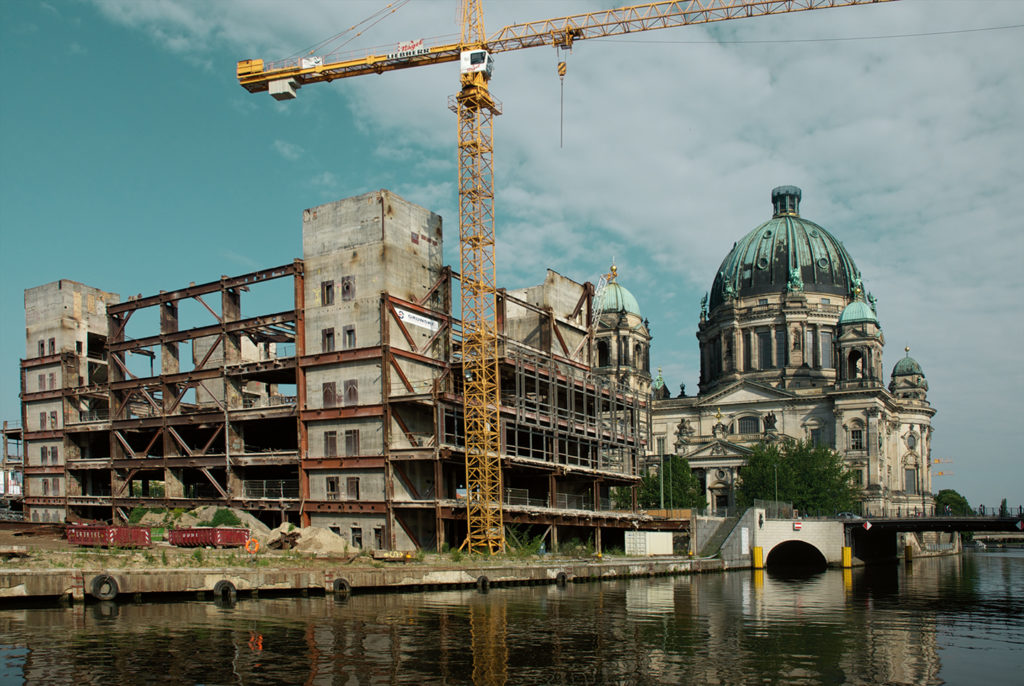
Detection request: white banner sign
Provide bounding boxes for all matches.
[395,307,439,332]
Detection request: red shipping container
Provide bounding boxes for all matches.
[168,527,250,548]
[67,525,151,548]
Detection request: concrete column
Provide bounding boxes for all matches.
[164,467,184,498]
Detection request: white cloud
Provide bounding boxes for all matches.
[273,139,304,161]
[84,0,1024,506]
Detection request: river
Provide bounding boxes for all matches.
[1,549,1021,685]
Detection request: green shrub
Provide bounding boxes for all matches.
[197,509,242,528]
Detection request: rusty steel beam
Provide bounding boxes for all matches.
[107,263,301,314]
[300,457,386,470]
[299,405,385,422]
[108,311,297,352]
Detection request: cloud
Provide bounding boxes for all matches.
[273,139,304,161]
[83,0,1024,505]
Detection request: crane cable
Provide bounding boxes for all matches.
[557,48,568,148]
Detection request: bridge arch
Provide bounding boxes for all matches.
[765,540,828,573]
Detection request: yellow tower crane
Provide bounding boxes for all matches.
[238,0,898,554]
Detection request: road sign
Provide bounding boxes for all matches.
[793,522,802,531]
[863,521,873,530]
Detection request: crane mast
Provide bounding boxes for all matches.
[237,0,900,555]
[454,0,505,553]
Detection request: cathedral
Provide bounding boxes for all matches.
[636,185,935,516]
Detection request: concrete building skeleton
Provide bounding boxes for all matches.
[14,190,653,552]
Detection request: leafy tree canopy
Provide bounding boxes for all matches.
[612,455,705,510]
[736,439,858,515]
[934,488,971,516]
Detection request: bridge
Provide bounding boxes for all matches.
[699,508,1024,571]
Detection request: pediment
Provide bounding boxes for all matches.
[696,380,795,407]
[682,438,754,460]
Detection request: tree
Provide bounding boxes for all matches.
[934,488,971,516]
[735,439,858,515]
[612,455,704,510]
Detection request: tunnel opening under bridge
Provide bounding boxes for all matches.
[765,540,828,575]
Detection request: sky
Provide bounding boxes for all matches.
[1,0,1021,509]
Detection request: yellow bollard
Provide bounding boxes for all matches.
[753,546,764,570]
[842,546,852,568]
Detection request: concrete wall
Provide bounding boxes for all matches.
[703,508,846,566]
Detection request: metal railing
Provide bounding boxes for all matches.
[504,488,548,508]
[242,479,299,499]
[242,395,296,409]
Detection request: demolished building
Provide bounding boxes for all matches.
[15,190,654,551]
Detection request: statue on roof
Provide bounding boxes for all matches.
[787,267,804,292]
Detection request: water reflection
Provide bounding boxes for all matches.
[1,551,1021,685]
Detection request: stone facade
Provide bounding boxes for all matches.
[645,187,935,517]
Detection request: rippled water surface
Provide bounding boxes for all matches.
[2,549,1022,685]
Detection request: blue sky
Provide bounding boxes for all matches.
[1,0,1022,508]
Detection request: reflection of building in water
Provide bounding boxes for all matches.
[2,571,953,684]
[625,577,676,616]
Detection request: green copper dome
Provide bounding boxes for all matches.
[839,299,878,325]
[892,353,925,377]
[709,186,863,311]
[596,281,642,316]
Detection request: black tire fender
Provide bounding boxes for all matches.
[90,574,119,601]
[213,579,237,600]
[476,575,490,592]
[332,577,351,596]
[556,571,568,587]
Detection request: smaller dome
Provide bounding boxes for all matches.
[839,300,877,325]
[892,349,925,377]
[596,281,641,316]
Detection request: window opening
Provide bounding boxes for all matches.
[851,429,864,451]
[322,328,335,352]
[324,431,337,457]
[345,429,360,455]
[344,380,358,405]
[341,276,355,301]
[347,477,360,500]
[343,325,356,349]
[820,331,833,368]
[321,280,335,306]
[326,476,339,500]
[322,382,337,408]
[905,468,918,495]
[758,332,772,370]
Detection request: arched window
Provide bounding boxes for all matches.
[847,350,864,379]
[738,416,760,434]
[597,340,610,367]
[634,343,643,370]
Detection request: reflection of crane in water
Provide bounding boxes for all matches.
[470,591,508,686]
